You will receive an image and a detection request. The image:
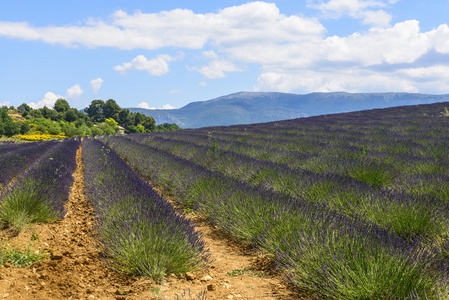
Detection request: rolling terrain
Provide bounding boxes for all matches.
[128,91,449,128]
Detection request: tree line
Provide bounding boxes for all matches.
[0,99,180,138]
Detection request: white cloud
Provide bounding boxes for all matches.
[1,101,10,107]
[192,53,243,79]
[28,92,64,109]
[137,102,153,109]
[169,90,181,94]
[161,104,176,109]
[90,77,103,94]
[1,2,449,94]
[307,0,398,27]
[321,21,430,66]
[27,84,83,109]
[114,54,174,76]
[137,102,176,110]
[66,84,84,99]
[255,64,449,95]
[0,2,324,50]
[430,24,449,54]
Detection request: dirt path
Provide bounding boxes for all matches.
[0,146,301,299]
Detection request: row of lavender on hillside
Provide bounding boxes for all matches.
[123,133,449,242]
[102,134,449,299]
[0,138,80,231]
[0,140,59,189]
[81,138,209,281]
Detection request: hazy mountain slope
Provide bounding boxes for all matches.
[128,92,449,128]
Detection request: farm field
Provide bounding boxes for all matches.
[1,101,449,299]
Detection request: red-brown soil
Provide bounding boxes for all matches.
[0,147,304,299]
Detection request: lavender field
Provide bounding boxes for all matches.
[102,101,449,299]
[2,102,449,299]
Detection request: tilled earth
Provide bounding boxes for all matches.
[0,147,302,299]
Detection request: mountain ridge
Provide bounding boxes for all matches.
[127,91,449,128]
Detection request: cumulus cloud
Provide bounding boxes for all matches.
[307,0,399,27]
[28,92,64,109]
[114,54,174,75]
[191,51,243,79]
[321,21,431,66]
[66,84,84,99]
[0,2,324,50]
[256,69,420,94]
[1,101,10,107]
[161,104,176,109]
[27,84,84,109]
[255,62,449,95]
[90,77,103,94]
[137,102,176,110]
[1,2,449,94]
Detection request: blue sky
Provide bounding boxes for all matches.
[1,0,449,110]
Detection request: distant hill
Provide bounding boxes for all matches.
[127,92,449,128]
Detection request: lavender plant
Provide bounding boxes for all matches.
[82,138,209,281]
[0,140,58,189]
[0,139,79,231]
[262,214,448,299]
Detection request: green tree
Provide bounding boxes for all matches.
[105,118,119,133]
[103,99,121,120]
[142,115,156,132]
[157,123,181,131]
[29,109,43,118]
[64,108,78,122]
[86,100,105,122]
[98,123,115,135]
[53,99,70,113]
[40,106,58,120]
[125,124,145,133]
[17,103,32,117]
[20,122,30,134]
[0,109,20,137]
[90,126,103,136]
[118,109,134,127]
[133,112,146,126]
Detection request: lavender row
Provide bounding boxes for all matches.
[151,132,449,200]
[174,102,449,159]
[0,138,80,231]
[124,134,449,242]
[0,141,59,188]
[81,138,208,281]
[148,104,449,198]
[103,135,449,298]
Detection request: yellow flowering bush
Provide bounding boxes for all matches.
[13,132,67,141]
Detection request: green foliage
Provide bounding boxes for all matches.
[2,99,178,139]
[105,117,118,128]
[53,98,70,113]
[85,99,105,122]
[125,124,145,134]
[157,122,181,131]
[103,99,121,120]
[0,108,20,137]
[226,268,266,277]
[0,183,60,232]
[0,243,48,267]
[17,103,32,116]
[98,123,116,135]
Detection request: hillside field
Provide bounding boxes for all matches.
[1,101,449,299]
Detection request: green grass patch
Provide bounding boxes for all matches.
[0,243,49,267]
